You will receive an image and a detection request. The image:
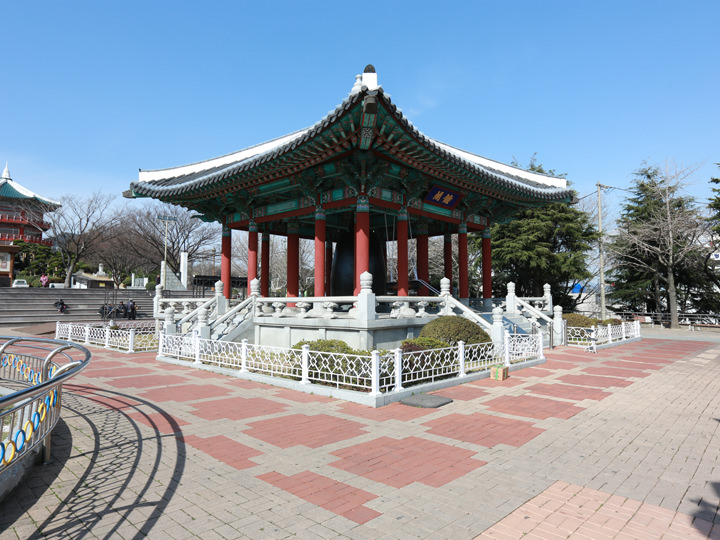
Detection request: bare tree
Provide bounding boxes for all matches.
[608,164,709,328]
[92,218,146,288]
[123,202,220,274]
[48,193,119,288]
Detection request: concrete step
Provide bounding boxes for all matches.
[0,288,155,327]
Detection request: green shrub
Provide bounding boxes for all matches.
[401,336,451,353]
[419,316,491,345]
[562,313,599,328]
[600,318,623,325]
[292,339,368,355]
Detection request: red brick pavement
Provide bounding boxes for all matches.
[245,413,368,448]
[330,436,486,488]
[6,329,718,539]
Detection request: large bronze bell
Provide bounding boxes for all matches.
[330,231,387,295]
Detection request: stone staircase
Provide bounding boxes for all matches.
[0,288,155,326]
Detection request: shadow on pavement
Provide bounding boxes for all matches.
[693,481,720,539]
[0,388,186,540]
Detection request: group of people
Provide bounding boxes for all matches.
[98,300,137,320]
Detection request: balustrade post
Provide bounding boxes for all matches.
[537,334,545,360]
[67,323,73,343]
[491,306,505,347]
[154,284,163,317]
[503,332,511,367]
[370,350,381,397]
[158,333,164,356]
[394,348,404,391]
[104,326,110,348]
[240,339,249,373]
[553,306,564,346]
[54,321,60,340]
[607,324,613,343]
[440,277,453,315]
[193,332,201,365]
[355,272,376,322]
[458,341,466,378]
[215,280,227,316]
[197,307,210,339]
[85,324,90,345]
[621,322,626,340]
[250,278,261,297]
[129,329,136,353]
[164,307,176,335]
[506,282,517,314]
[301,344,310,384]
[543,283,553,315]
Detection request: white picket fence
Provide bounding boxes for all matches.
[55,321,158,353]
[566,321,641,351]
[157,332,544,405]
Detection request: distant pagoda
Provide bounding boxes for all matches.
[0,164,60,286]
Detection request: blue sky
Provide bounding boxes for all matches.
[2,1,718,220]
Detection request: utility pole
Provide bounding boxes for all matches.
[157,215,178,289]
[597,183,608,320]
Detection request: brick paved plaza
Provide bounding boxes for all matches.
[1,329,719,539]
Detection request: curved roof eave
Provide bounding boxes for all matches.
[0,179,61,208]
[131,84,573,203]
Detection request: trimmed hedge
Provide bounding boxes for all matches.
[419,316,491,345]
[562,314,624,328]
[291,339,368,356]
[401,337,451,353]
[562,313,597,328]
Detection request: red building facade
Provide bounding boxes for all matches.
[0,164,59,285]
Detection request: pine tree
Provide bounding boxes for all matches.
[472,157,598,310]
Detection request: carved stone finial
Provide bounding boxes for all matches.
[250,278,261,297]
[360,272,373,293]
[440,277,451,296]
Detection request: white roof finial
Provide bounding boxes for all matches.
[361,64,379,90]
[1,162,10,181]
[350,74,362,95]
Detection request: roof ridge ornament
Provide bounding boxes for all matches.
[2,162,10,181]
[350,74,362,95]
[361,64,379,91]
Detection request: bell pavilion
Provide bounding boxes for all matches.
[127,66,572,304]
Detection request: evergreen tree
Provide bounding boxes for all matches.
[607,164,709,328]
[472,157,598,311]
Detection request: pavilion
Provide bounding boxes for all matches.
[127,66,573,305]
[0,164,60,286]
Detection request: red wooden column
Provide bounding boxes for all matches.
[416,222,429,296]
[458,222,469,301]
[247,221,258,285]
[287,220,299,300]
[444,233,453,287]
[354,196,370,294]
[261,230,270,296]
[325,240,333,295]
[221,225,232,299]
[397,207,409,297]
[314,207,326,297]
[482,228,492,305]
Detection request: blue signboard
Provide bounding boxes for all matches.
[425,186,462,209]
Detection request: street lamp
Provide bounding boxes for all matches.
[157,215,178,289]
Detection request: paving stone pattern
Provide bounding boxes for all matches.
[0,334,719,539]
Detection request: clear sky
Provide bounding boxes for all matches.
[2,1,718,219]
